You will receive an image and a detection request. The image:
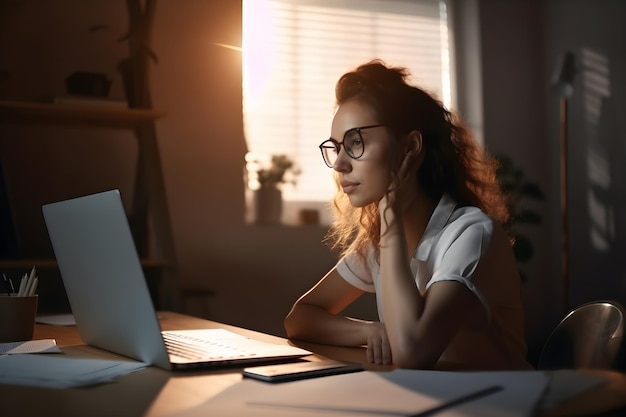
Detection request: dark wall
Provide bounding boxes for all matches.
[543,0,626,309]
[477,0,556,362]
[477,0,626,362]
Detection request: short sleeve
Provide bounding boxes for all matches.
[335,250,376,293]
[430,222,491,282]
[423,212,493,320]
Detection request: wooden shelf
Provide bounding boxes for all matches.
[0,99,164,129]
[0,258,172,270]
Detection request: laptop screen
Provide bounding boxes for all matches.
[43,189,171,369]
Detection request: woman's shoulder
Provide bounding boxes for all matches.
[437,194,492,226]
[446,204,493,237]
[421,195,494,250]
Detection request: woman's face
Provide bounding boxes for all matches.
[330,99,394,207]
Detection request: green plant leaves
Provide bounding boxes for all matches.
[495,154,545,282]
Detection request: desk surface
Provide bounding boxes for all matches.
[2,311,625,417]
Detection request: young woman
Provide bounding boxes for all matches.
[284,60,532,370]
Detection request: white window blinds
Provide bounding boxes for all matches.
[242,0,452,203]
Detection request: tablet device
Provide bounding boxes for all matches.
[242,360,363,383]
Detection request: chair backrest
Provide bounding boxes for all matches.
[537,300,625,370]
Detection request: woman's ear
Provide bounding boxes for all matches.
[408,130,423,156]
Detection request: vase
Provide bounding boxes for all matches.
[253,185,283,224]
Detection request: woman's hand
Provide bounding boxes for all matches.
[366,322,392,365]
[379,147,421,215]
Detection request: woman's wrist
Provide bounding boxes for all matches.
[380,214,405,248]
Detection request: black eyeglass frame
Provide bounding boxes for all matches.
[318,124,385,168]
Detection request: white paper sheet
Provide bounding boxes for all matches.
[0,339,61,354]
[0,354,147,388]
[175,369,550,417]
[36,313,76,326]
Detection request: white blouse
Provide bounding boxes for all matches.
[335,193,531,369]
[337,193,492,322]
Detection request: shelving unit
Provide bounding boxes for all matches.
[0,99,177,308]
[0,99,163,127]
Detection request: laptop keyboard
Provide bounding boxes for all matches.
[162,330,258,361]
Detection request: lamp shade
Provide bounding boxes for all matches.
[552,51,576,98]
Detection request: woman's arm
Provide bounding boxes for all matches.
[377,143,485,369]
[379,206,485,368]
[284,268,391,363]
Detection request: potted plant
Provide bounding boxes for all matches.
[496,154,545,282]
[254,154,300,188]
[248,154,300,224]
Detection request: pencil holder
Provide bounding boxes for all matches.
[0,295,38,342]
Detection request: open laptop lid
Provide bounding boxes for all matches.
[43,189,171,369]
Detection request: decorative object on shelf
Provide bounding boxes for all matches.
[496,154,545,282]
[298,208,320,226]
[246,154,300,224]
[88,0,158,109]
[64,72,112,97]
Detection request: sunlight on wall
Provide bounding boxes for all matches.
[242,0,273,111]
[242,0,451,204]
[582,48,613,251]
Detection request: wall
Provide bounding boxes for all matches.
[542,0,626,310]
[1,0,625,364]
[476,0,556,363]
[476,0,626,363]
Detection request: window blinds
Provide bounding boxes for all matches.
[243,0,451,202]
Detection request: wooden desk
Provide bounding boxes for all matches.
[2,311,625,417]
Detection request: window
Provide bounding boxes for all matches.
[242,0,453,223]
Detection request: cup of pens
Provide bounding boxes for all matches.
[0,267,39,343]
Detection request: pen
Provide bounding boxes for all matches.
[13,267,38,296]
[17,273,27,296]
[28,265,36,283]
[29,277,39,296]
[2,273,13,295]
[24,275,33,296]
[408,385,503,417]
[27,266,38,296]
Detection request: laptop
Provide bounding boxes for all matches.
[42,189,310,370]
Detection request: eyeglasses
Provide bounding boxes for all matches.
[318,124,385,168]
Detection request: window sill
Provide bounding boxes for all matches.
[244,192,332,227]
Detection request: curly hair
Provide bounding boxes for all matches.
[325,60,509,260]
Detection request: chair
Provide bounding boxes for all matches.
[537,300,625,370]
